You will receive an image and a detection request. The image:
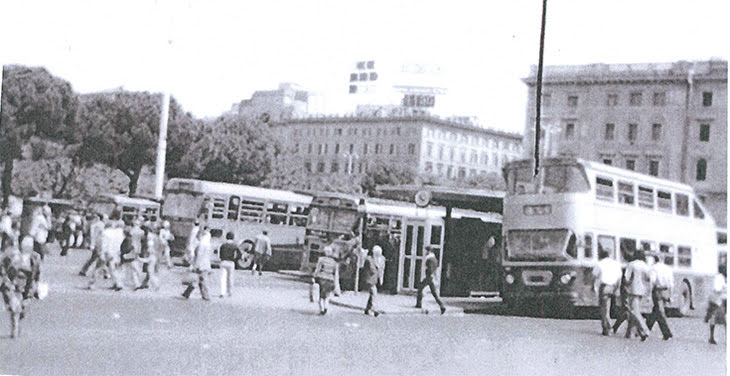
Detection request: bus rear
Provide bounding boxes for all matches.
[500,159,596,311]
[301,194,363,273]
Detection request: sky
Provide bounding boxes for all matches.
[1,0,728,133]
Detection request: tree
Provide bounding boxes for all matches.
[177,116,277,185]
[463,171,506,191]
[75,90,192,194]
[360,161,416,195]
[0,65,79,204]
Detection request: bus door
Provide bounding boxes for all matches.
[399,218,443,293]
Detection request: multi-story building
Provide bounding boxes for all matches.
[271,108,523,181]
[229,82,309,122]
[522,59,727,225]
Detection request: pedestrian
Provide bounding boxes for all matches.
[1,234,25,339]
[185,220,201,267]
[218,232,240,298]
[705,263,726,345]
[137,225,159,290]
[592,248,622,336]
[416,246,446,315]
[181,226,212,300]
[118,226,141,290]
[645,253,673,340]
[252,230,271,276]
[79,214,106,277]
[622,249,651,341]
[363,245,386,317]
[0,209,13,250]
[312,246,339,315]
[60,214,74,256]
[88,212,125,291]
[157,221,175,269]
[28,206,50,260]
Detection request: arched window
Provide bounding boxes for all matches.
[696,159,707,181]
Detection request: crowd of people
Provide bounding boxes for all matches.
[593,248,726,344]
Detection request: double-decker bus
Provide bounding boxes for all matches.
[88,194,161,224]
[301,193,501,294]
[500,157,718,316]
[162,178,312,269]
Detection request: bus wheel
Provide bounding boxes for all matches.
[236,240,255,270]
[677,281,692,317]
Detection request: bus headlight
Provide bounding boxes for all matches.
[505,274,515,284]
[560,272,576,285]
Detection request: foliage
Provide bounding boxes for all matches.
[360,161,416,194]
[177,116,277,185]
[75,90,194,194]
[0,65,79,204]
[463,171,506,191]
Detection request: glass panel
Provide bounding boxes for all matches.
[620,238,637,263]
[598,235,616,259]
[596,177,614,201]
[430,226,442,245]
[402,258,411,289]
[638,186,654,209]
[677,246,692,267]
[566,234,577,258]
[618,182,635,205]
[415,259,423,285]
[693,200,705,219]
[506,229,569,261]
[507,165,589,195]
[660,244,674,266]
[416,226,425,256]
[657,191,672,213]
[676,194,689,216]
[405,225,413,256]
[228,196,240,220]
[584,234,593,259]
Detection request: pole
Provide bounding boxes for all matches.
[154,91,170,199]
[533,0,548,177]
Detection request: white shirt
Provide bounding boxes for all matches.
[593,257,622,286]
[710,274,727,305]
[651,262,674,290]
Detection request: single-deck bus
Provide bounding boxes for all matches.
[302,193,501,294]
[162,178,312,269]
[501,157,717,316]
[88,194,161,224]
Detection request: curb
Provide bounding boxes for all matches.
[329,299,465,317]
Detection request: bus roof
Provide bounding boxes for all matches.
[506,157,695,193]
[311,193,502,223]
[92,194,160,207]
[166,178,312,205]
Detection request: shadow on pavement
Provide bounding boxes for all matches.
[451,299,599,320]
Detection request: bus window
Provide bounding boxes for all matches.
[675,194,689,216]
[583,234,593,259]
[597,235,615,259]
[618,182,635,205]
[430,225,442,245]
[718,231,727,245]
[240,199,264,222]
[566,234,577,258]
[693,200,705,219]
[677,246,692,267]
[657,191,672,213]
[288,205,309,227]
[619,238,636,263]
[595,177,614,201]
[210,229,223,238]
[660,244,674,266]
[228,196,240,220]
[638,186,654,209]
[267,203,288,225]
[211,198,226,219]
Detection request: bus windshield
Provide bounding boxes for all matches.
[506,165,589,195]
[507,229,570,261]
[308,206,360,233]
[163,192,203,219]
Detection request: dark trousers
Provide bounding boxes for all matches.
[80,252,100,276]
[646,288,673,339]
[33,241,45,260]
[183,270,210,300]
[416,275,444,309]
[365,285,378,312]
[598,284,616,335]
[626,295,649,339]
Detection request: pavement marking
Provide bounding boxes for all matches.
[344,322,360,328]
[112,312,121,319]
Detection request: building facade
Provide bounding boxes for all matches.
[271,111,523,181]
[522,60,728,225]
[229,82,309,122]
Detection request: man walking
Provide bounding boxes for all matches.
[88,211,125,291]
[157,221,175,269]
[28,207,50,260]
[623,249,651,341]
[416,246,446,315]
[592,248,622,336]
[252,230,271,276]
[185,220,200,267]
[645,253,673,340]
[363,245,386,317]
[182,227,212,301]
[79,214,106,276]
[218,232,240,298]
